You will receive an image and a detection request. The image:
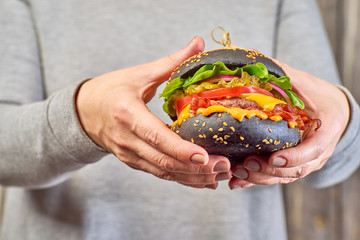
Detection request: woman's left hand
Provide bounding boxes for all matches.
[229,61,350,189]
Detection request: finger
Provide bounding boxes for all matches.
[242,155,312,179]
[147,36,205,81]
[115,146,231,185]
[228,177,255,189]
[268,130,334,168]
[128,157,231,185]
[180,182,219,190]
[129,36,205,89]
[233,166,298,185]
[130,136,231,174]
[130,101,212,165]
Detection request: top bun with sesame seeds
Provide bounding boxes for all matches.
[160,48,320,163]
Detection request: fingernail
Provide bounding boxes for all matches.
[245,159,261,171]
[272,157,287,167]
[215,172,230,181]
[233,167,248,179]
[187,36,197,46]
[191,154,205,164]
[213,161,229,172]
[230,185,241,190]
[205,183,218,190]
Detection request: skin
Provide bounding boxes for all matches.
[76,36,232,189]
[229,60,350,189]
[77,36,350,190]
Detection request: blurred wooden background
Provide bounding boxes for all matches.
[284,0,360,239]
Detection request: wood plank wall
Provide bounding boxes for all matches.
[284,0,360,239]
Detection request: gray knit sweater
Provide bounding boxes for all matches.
[1,0,359,239]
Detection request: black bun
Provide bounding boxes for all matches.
[169,48,286,81]
[169,48,298,163]
[173,113,300,164]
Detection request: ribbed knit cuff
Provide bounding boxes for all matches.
[47,80,108,164]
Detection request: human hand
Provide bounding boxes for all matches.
[76,36,231,189]
[229,61,350,189]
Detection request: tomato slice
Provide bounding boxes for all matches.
[175,86,274,116]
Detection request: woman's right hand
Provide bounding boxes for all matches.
[76,36,232,189]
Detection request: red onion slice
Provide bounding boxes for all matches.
[268,82,291,105]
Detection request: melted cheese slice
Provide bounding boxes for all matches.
[172,93,296,128]
[240,93,286,111]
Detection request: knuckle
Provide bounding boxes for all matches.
[113,101,132,124]
[143,128,161,147]
[315,144,326,158]
[296,165,310,178]
[279,177,296,184]
[156,155,173,172]
[268,167,283,177]
[157,171,175,182]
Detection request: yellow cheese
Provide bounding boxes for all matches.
[171,94,296,128]
[269,116,283,121]
[240,93,286,111]
[196,105,268,122]
[171,104,193,128]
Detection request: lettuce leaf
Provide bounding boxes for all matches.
[160,62,305,116]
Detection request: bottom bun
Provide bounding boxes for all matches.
[172,112,300,164]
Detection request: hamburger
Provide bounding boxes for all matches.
[160,48,320,163]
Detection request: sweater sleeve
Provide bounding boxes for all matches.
[275,0,360,188]
[0,0,108,188]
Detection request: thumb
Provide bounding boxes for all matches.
[136,36,205,102]
[141,36,205,84]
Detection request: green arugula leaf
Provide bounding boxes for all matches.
[183,62,243,87]
[242,63,268,78]
[285,89,305,109]
[159,77,185,99]
[160,61,306,115]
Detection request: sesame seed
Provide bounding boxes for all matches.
[230,126,235,132]
[223,122,228,127]
[198,128,201,132]
[177,70,180,74]
[224,141,228,145]
[224,135,230,140]
[186,64,190,67]
[209,128,214,132]
[240,135,244,141]
[255,144,260,148]
[176,130,180,134]
[191,138,194,143]
[213,135,218,139]
[218,113,222,117]
[245,144,249,148]
[202,122,206,127]
[195,120,200,123]
[203,134,206,138]
[218,128,224,132]
[199,135,204,138]
[194,123,198,127]
[268,128,272,133]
